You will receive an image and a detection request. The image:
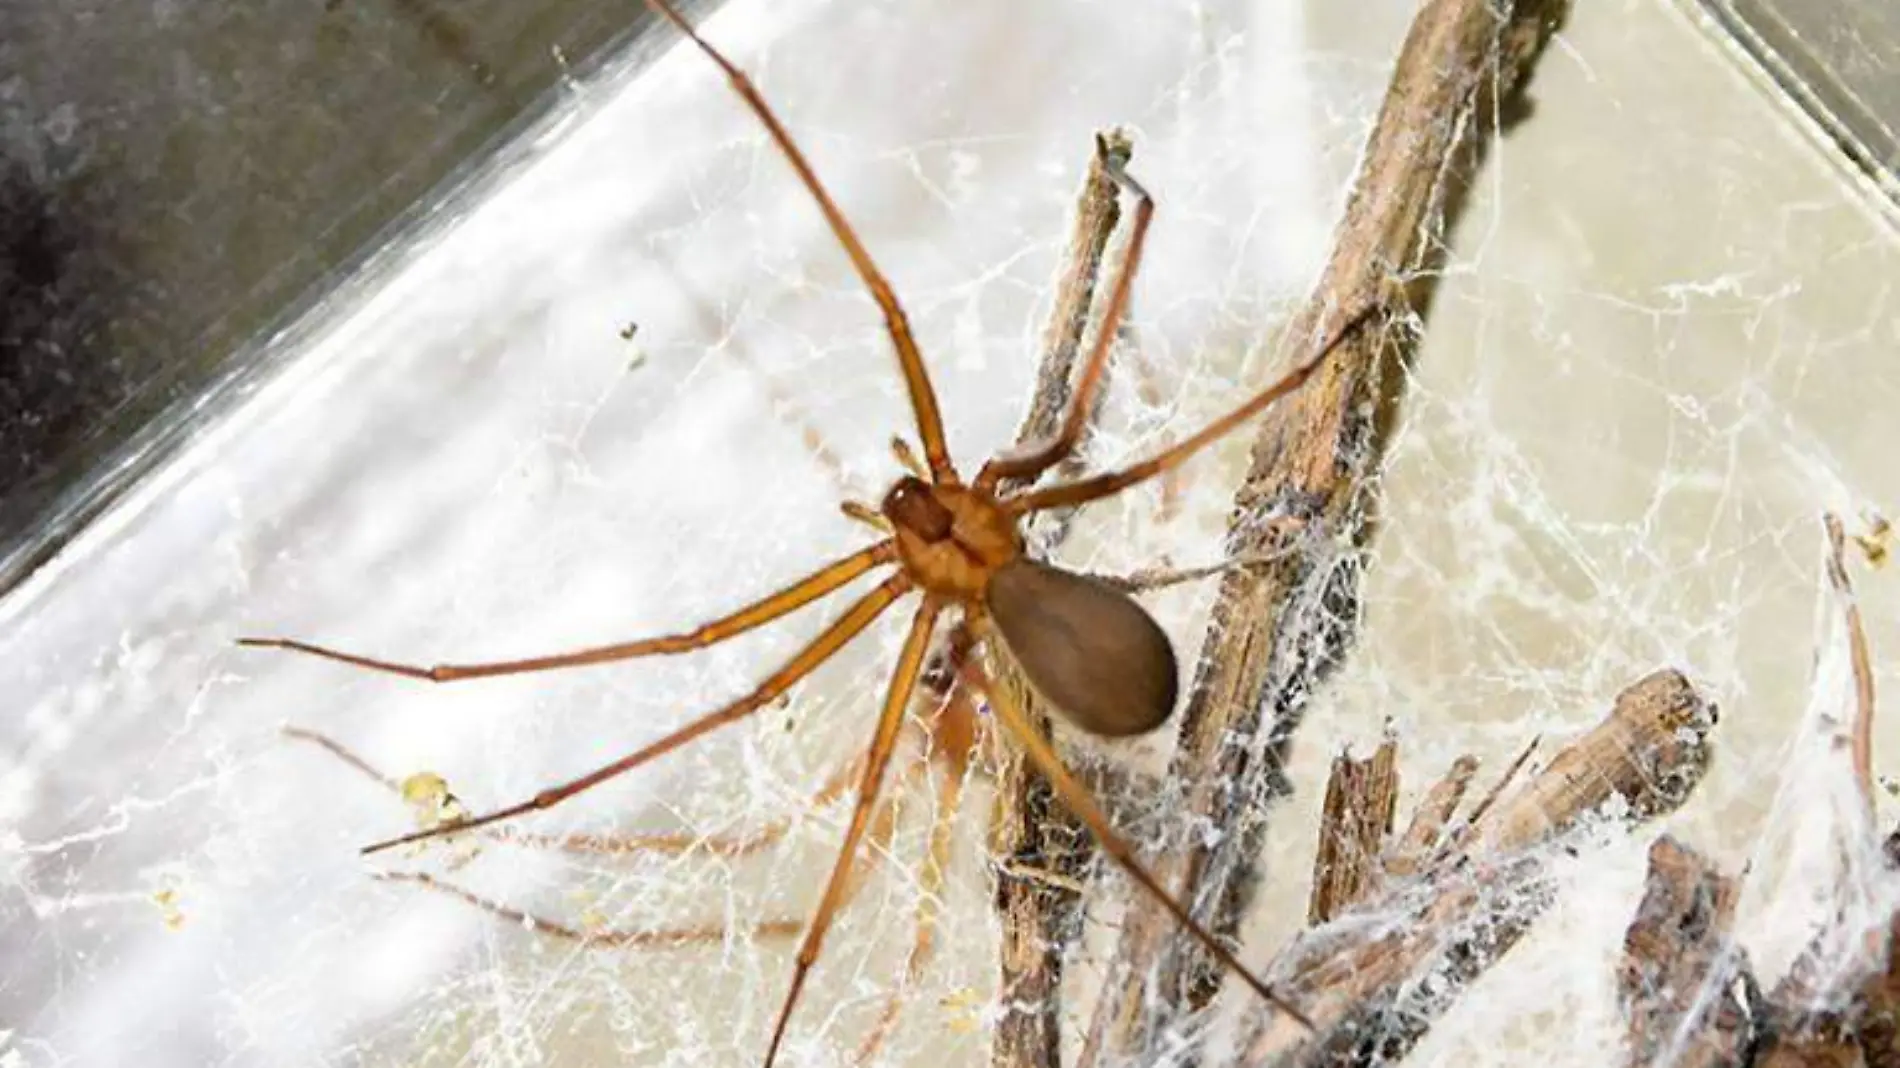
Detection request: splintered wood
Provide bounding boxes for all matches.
[1308,740,1400,924]
[1079,0,1574,1060]
[1244,668,1716,1067]
[1618,842,1900,1068]
[1619,837,1756,1068]
[989,132,1132,1068]
[1615,514,1898,1068]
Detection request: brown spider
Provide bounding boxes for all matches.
[241,2,1381,1062]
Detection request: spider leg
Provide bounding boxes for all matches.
[960,612,1313,1031]
[358,576,912,856]
[847,619,983,1063]
[283,725,399,791]
[978,135,1155,491]
[283,724,872,861]
[526,749,869,859]
[852,749,966,1065]
[1085,539,1304,596]
[376,870,804,947]
[764,597,943,1067]
[889,436,929,480]
[238,541,894,682]
[840,501,893,534]
[372,754,931,952]
[1007,302,1385,514]
[534,627,976,863]
[644,0,955,483]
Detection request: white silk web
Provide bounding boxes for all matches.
[2,1,1897,1067]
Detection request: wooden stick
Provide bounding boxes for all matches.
[990,131,1136,1068]
[1823,513,1878,821]
[1618,836,1756,1068]
[1307,740,1400,924]
[1243,668,1716,1065]
[1610,516,1897,1067]
[1453,736,1539,841]
[1632,836,1900,1068]
[1748,516,1893,1066]
[1080,0,1574,1060]
[1384,753,1477,878]
[1754,911,1900,1067]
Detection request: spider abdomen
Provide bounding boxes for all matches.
[983,557,1179,737]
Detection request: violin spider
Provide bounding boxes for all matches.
[241,1,1383,1062]
[280,182,1278,1060]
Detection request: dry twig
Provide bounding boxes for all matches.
[1618,836,1757,1068]
[1453,735,1539,840]
[1615,515,1896,1067]
[1618,833,1900,1068]
[1308,739,1401,924]
[1079,0,1574,1061]
[1824,513,1879,821]
[989,131,1135,1068]
[1385,754,1479,879]
[1748,516,1893,1066]
[1247,668,1717,1066]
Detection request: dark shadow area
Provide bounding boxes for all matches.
[0,0,717,592]
[0,160,124,526]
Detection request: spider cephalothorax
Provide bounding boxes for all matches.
[880,475,1020,599]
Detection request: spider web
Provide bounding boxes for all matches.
[2,0,1898,1066]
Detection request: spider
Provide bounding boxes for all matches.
[282,135,1263,1057]
[240,2,1381,1062]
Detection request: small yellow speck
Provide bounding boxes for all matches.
[1855,513,1891,568]
[939,988,985,1034]
[400,771,449,805]
[400,771,470,831]
[153,888,185,930]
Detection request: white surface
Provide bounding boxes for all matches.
[4,1,1899,1066]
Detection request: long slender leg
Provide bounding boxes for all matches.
[1008,302,1385,514]
[849,614,983,1064]
[960,613,1312,1030]
[644,0,955,483]
[763,598,942,1067]
[377,870,805,947]
[359,576,913,856]
[853,759,965,1065]
[283,724,870,860]
[977,136,1155,491]
[1086,542,1303,596]
[840,501,893,534]
[238,541,893,682]
[527,750,867,859]
[374,754,930,951]
[283,725,400,791]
